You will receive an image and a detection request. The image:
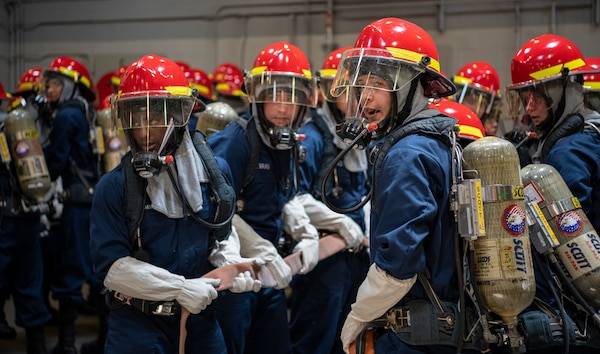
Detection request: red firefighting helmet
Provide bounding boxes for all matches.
[509,34,592,88]
[245,41,317,107]
[431,99,484,140]
[318,46,352,102]
[0,81,11,100]
[583,57,600,92]
[184,68,216,102]
[12,67,43,95]
[333,17,455,98]
[44,56,95,101]
[111,65,128,89]
[113,54,197,130]
[212,62,245,97]
[454,61,501,97]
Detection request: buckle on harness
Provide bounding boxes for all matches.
[152,301,176,316]
[112,291,131,305]
[385,307,411,330]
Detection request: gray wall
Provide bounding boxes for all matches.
[1,0,599,99]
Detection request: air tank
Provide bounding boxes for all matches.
[521,163,600,307]
[196,101,238,136]
[462,136,536,326]
[3,106,51,203]
[97,107,127,172]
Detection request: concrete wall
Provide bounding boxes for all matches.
[1,0,599,97]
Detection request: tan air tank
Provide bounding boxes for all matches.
[462,136,536,326]
[521,163,600,307]
[196,101,238,136]
[97,107,127,172]
[3,106,51,203]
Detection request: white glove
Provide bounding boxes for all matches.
[231,271,262,293]
[284,196,320,274]
[292,238,319,274]
[176,277,220,314]
[209,226,264,267]
[263,254,293,289]
[232,215,293,288]
[296,193,366,252]
[104,256,221,314]
[340,264,417,353]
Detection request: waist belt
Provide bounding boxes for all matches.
[107,290,181,316]
[378,303,456,334]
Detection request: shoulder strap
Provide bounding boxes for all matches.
[308,110,338,199]
[192,130,236,242]
[121,151,147,246]
[371,115,456,212]
[236,117,261,191]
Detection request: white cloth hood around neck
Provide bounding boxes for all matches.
[146,130,209,218]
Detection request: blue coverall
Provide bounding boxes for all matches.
[289,115,370,354]
[89,160,229,353]
[209,115,295,354]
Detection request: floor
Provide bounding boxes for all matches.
[0,297,99,354]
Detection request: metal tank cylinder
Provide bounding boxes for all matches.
[462,136,536,326]
[3,106,51,203]
[521,163,600,307]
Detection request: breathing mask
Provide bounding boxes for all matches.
[113,93,195,178]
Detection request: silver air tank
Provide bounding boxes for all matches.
[462,137,536,326]
[521,163,600,307]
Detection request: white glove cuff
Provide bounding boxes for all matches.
[265,255,293,289]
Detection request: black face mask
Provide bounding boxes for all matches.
[335,118,373,150]
[132,151,163,178]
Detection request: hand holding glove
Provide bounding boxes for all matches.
[176,278,220,314]
[340,264,417,353]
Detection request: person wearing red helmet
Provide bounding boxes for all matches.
[211,62,249,114]
[90,54,262,353]
[208,41,317,354]
[330,18,491,354]
[0,82,54,353]
[288,46,370,354]
[430,98,485,147]
[582,57,600,112]
[452,61,501,136]
[503,34,600,354]
[40,56,101,354]
[184,67,216,133]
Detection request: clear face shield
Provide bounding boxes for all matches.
[245,73,317,149]
[455,84,495,119]
[505,77,565,132]
[330,48,423,149]
[112,92,196,177]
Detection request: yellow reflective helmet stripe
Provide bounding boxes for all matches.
[386,47,441,72]
[529,58,586,80]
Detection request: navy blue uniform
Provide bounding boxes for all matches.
[43,103,99,303]
[209,115,295,354]
[89,160,228,353]
[0,165,51,330]
[289,116,370,354]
